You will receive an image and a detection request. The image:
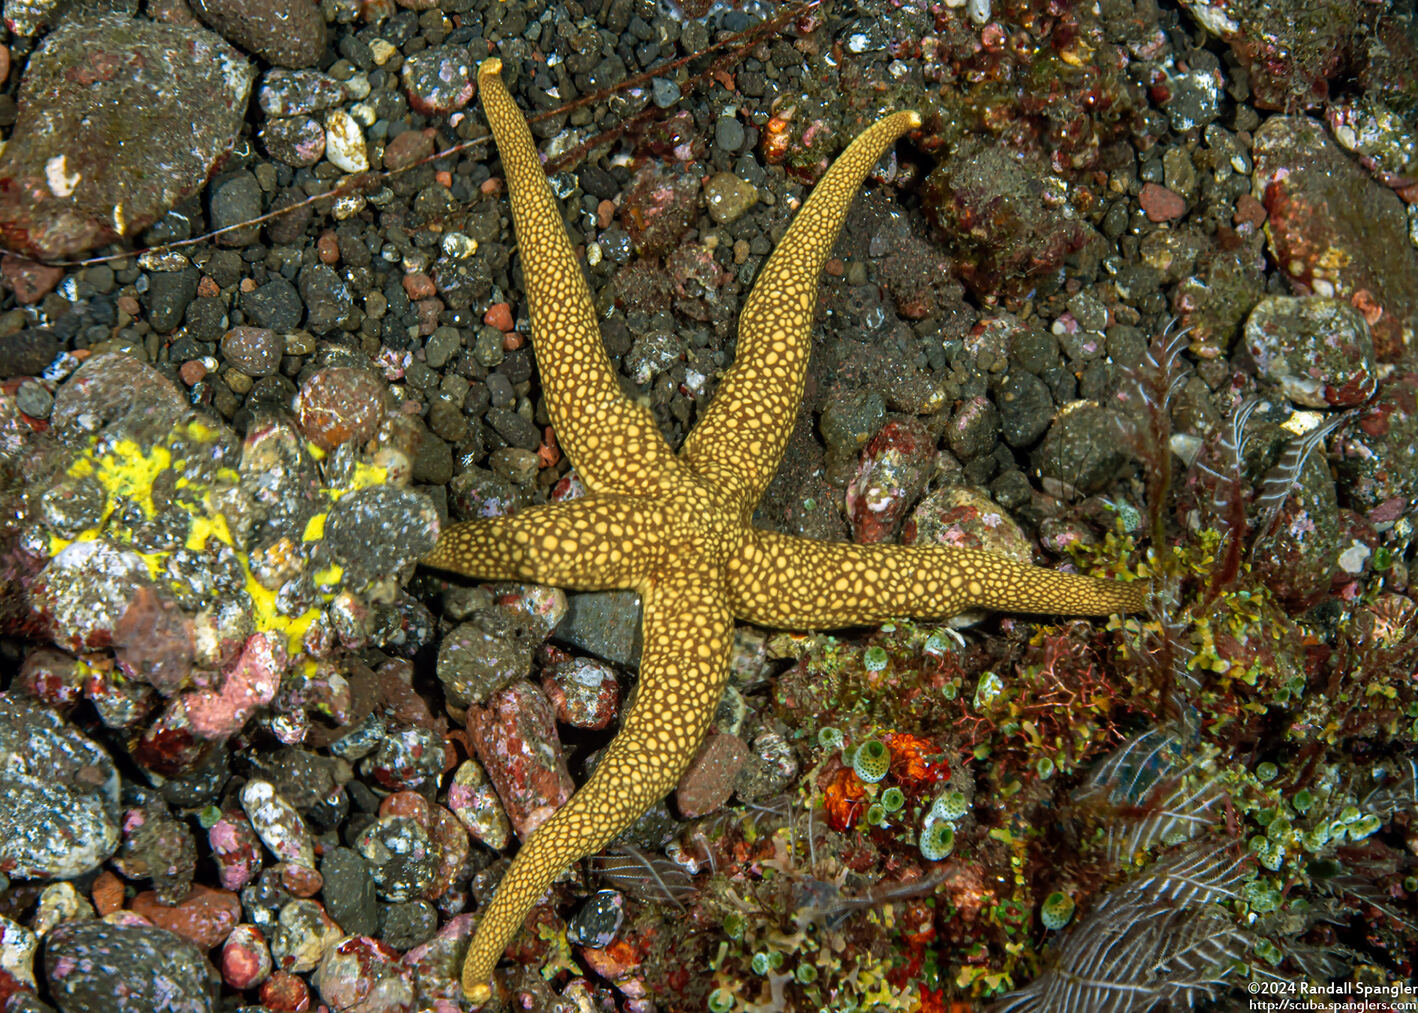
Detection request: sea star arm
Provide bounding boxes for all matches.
[680,108,922,511]
[727,529,1147,626]
[461,567,734,1001]
[422,496,667,589]
[478,58,680,497]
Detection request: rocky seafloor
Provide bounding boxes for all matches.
[1,0,1418,1010]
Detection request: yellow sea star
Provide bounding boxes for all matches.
[423,58,1148,1003]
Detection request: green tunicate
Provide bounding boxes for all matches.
[1346,814,1382,840]
[866,803,887,826]
[1339,805,1361,824]
[1036,756,1056,780]
[723,912,745,940]
[924,630,953,656]
[1292,789,1314,812]
[708,989,735,1013]
[1040,891,1075,930]
[1244,879,1281,914]
[931,789,969,822]
[881,787,905,812]
[1404,876,1418,893]
[817,726,844,751]
[751,952,771,976]
[796,962,818,984]
[974,672,1005,708]
[853,738,890,783]
[864,646,889,672]
[1253,938,1284,966]
[919,817,955,860]
[1256,761,1278,782]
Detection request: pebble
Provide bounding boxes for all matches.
[435,611,537,708]
[446,758,511,850]
[221,923,274,990]
[468,681,574,839]
[1253,114,1418,361]
[1138,182,1187,222]
[0,693,120,880]
[568,890,625,949]
[242,276,304,331]
[209,809,264,891]
[241,779,317,870]
[1033,400,1131,496]
[319,847,380,937]
[261,115,327,167]
[259,68,346,116]
[402,45,475,115]
[704,172,758,224]
[220,325,283,377]
[296,365,387,450]
[190,0,326,68]
[269,898,344,973]
[45,919,215,1013]
[845,418,935,544]
[675,729,748,819]
[325,109,370,173]
[540,655,621,729]
[315,935,414,1013]
[129,883,242,949]
[1243,295,1377,408]
[355,816,437,901]
[0,16,253,260]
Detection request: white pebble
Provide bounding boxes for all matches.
[325,109,369,173]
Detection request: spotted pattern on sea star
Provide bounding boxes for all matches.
[423,58,1148,1003]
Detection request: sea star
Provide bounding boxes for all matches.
[424,58,1148,1003]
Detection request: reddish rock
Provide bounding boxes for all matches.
[540,656,620,730]
[1139,182,1186,221]
[1254,115,1418,361]
[675,730,748,819]
[483,302,513,332]
[129,883,241,949]
[260,969,311,1011]
[91,870,125,915]
[402,272,436,301]
[295,365,387,450]
[222,923,273,990]
[0,255,63,304]
[846,418,936,544]
[467,681,574,839]
[384,129,436,171]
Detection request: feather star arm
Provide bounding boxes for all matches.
[461,568,733,1000]
[477,58,680,497]
[727,529,1148,627]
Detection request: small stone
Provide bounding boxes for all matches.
[325,109,369,173]
[221,923,273,990]
[45,920,214,1013]
[468,681,574,839]
[1138,182,1187,221]
[402,45,474,115]
[355,816,437,902]
[1244,295,1377,407]
[704,172,758,224]
[320,846,380,937]
[221,325,283,377]
[190,0,326,68]
[296,365,386,450]
[261,115,327,167]
[567,890,625,949]
[540,656,620,729]
[314,935,414,1013]
[675,730,748,819]
[129,883,242,949]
